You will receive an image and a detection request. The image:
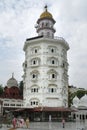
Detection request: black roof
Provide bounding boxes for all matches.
[26,35,43,41]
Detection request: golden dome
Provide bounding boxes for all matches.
[40,11,52,19]
[40,5,53,19]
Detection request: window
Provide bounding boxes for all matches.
[48,69,57,80]
[36,101,38,105]
[32,74,36,79]
[31,70,39,81]
[33,60,36,65]
[31,58,40,66]
[47,57,58,66]
[30,100,39,106]
[48,87,57,93]
[35,49,37,53]
[51,48,54,53]
[32,73,37,80]
[10,104,15,106]
[16,104,21,106]
[4,104,9,106]
[52,60,55,64]
[51,88,54,93]
[31,46,40,55]
[52,74,55,78]
[31,101,36,105]
[48,46,57,54]
[31,88,38,93]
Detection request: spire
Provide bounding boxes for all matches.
[12,72,14,78]
[44,5,47,12]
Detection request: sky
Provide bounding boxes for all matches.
[0,0,87,89]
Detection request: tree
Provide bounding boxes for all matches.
[68,86,87,107]
[0,84,3,95]
[68,89,76,107]
[19,81,23,96]
[85,90,87,94]
[76,90,85,99]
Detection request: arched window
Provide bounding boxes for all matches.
[31,58,40,66]
[47,46,57,54]
[31,101,38,105]
[31,46,40,54]
[35,49,37,53]
[52,74,55,78]
[47,69,58,81]
[31,87,38,93]
[30,70,39,81]
[47,57,58,66]
[33,60,36,65]
[51,48,54,53]
[30,98,39,106]
[48,84,57,93]
[52,60,55,64]
[32,74,36,78]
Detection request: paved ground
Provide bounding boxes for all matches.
[0,121,87,130]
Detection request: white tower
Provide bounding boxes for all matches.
[23,6,69,108]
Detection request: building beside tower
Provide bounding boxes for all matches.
[23,6,70,121]
[0,74,23,114]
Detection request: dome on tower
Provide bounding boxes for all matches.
[39,5,54,20]
[7,73,18,88]
[37,5,55,29]
[40,10,52,19]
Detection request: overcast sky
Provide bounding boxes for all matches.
[0,0,87,89]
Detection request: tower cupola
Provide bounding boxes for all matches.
[7,73,18,88]
[35,5,56,38]
[40,6,52,19]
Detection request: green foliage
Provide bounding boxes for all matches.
[19,81,23,96]
[0,84,3,95]
[68,90,76,107]
[76,90,85,99]
[85,91,87,94]
[68,89,87,107]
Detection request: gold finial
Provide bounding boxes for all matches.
[44,5,48,12]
